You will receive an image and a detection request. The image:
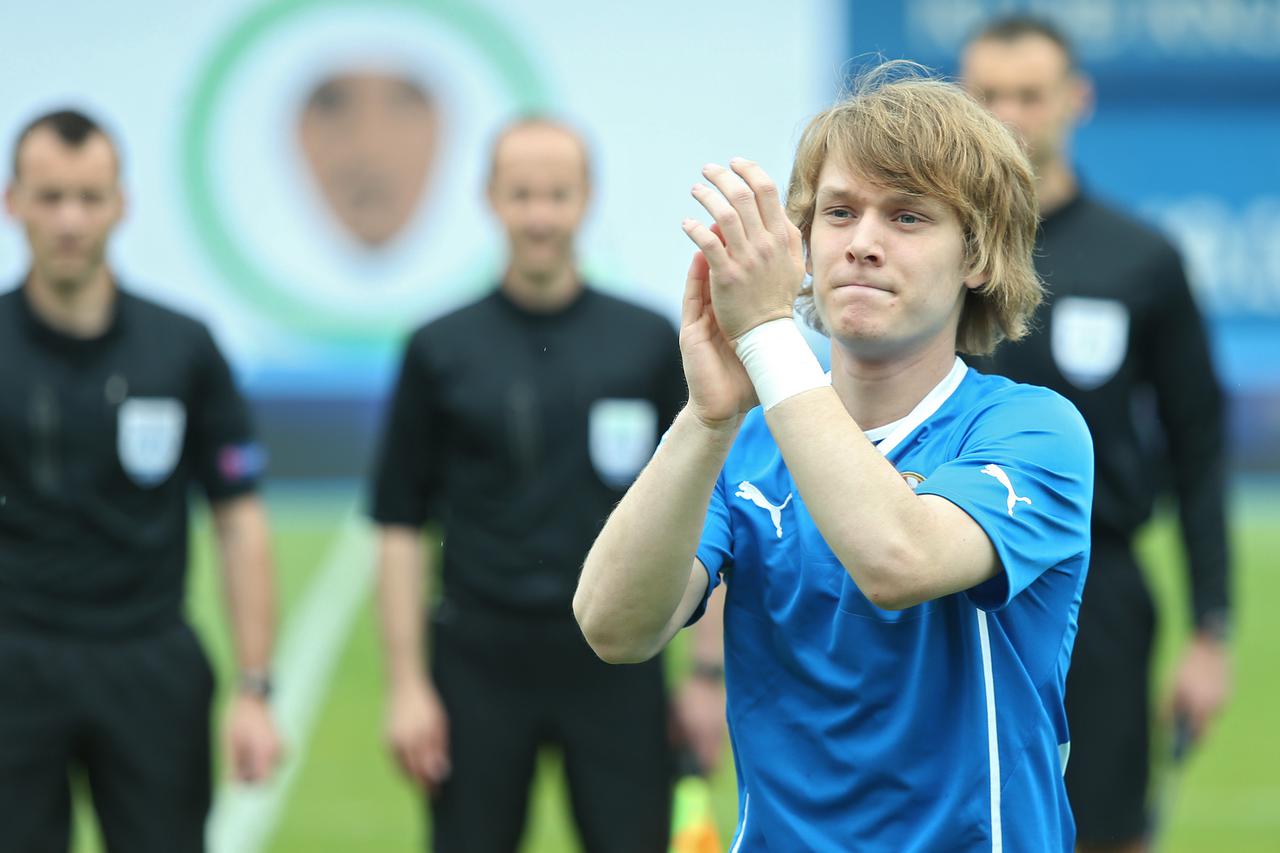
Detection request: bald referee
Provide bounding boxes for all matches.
[370,117,689,852]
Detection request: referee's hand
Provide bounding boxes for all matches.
[387,677,452,793]
[1167,632,1232,743]
[225,693,284,784]
[673,675,727,775]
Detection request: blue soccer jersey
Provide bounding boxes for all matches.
[694,358,1094,852]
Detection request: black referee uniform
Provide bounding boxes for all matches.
[0,283,262,853]
[974,192,1230,844]
[370,285,686,852]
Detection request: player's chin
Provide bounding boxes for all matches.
[829,321,897,356]
[823,306,879,340]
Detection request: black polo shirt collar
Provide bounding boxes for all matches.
[493,279,593,322]
[16,275,126,355]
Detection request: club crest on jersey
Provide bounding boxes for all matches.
[589,398,658,489]
[735,481,793,538]
[1051,296,1129,390]
[118,398,186,488]
[980,463,1032,516]
[901,471,925,491]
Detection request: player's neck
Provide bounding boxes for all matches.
[501,262,582,314]
[828,335,958,432]
[24,265,116,339]
[1036,158,1078,217]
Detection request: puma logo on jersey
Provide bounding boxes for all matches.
[735,480,793,538]
[981,464,1032,516]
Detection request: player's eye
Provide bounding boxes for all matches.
[895,212,922,225]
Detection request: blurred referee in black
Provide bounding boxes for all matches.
[961,18,1232,853]
[0,109,282,853]
[370,117,692,852]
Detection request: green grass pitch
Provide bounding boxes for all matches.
[68,482,1279,852]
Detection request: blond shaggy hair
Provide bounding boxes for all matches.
[787,61,1041,355]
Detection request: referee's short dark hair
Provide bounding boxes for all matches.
[965,14,1079,71]
[11,108,120,180]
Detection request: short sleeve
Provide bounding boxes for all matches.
[914,388,1094,611]
[368,333,441,527]
[687,470,733,623]
[189,325,262,503]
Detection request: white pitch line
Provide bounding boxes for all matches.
[207,512,374,853]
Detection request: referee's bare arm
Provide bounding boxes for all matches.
[213,495,277,680]
[213,493,284,783]
[375,524,451,790]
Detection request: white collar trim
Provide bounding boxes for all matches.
[863,414,910,444]
[872,356,969,456]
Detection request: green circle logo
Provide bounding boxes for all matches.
[180,0,551,344]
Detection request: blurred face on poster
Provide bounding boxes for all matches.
[6,128,124,292]
[961,34,1089,172]
[297,70,439,248]
[487,123,590,282]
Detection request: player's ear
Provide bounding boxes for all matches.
[575,171,592,220]
[1069,71,1094,127]
[112,187,128,224]
[961,233,987,290]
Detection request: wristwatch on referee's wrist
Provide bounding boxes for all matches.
[237,669,274,700]
[1196,609,1232,645]
[690,661,725,683]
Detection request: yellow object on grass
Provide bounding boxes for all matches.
[669,774,722,853]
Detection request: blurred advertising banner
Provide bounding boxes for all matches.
[848,0,1280,471]
[1,0,843,474]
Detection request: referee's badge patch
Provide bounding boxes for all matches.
[1051,297,1129,390]
[118,398,187,487]
[589,398,658,489]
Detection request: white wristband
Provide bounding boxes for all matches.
[733,318,828,410]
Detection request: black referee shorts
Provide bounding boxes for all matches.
[428,601,672,853]
[1064,533,1157,846]
[0,621,214,853]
